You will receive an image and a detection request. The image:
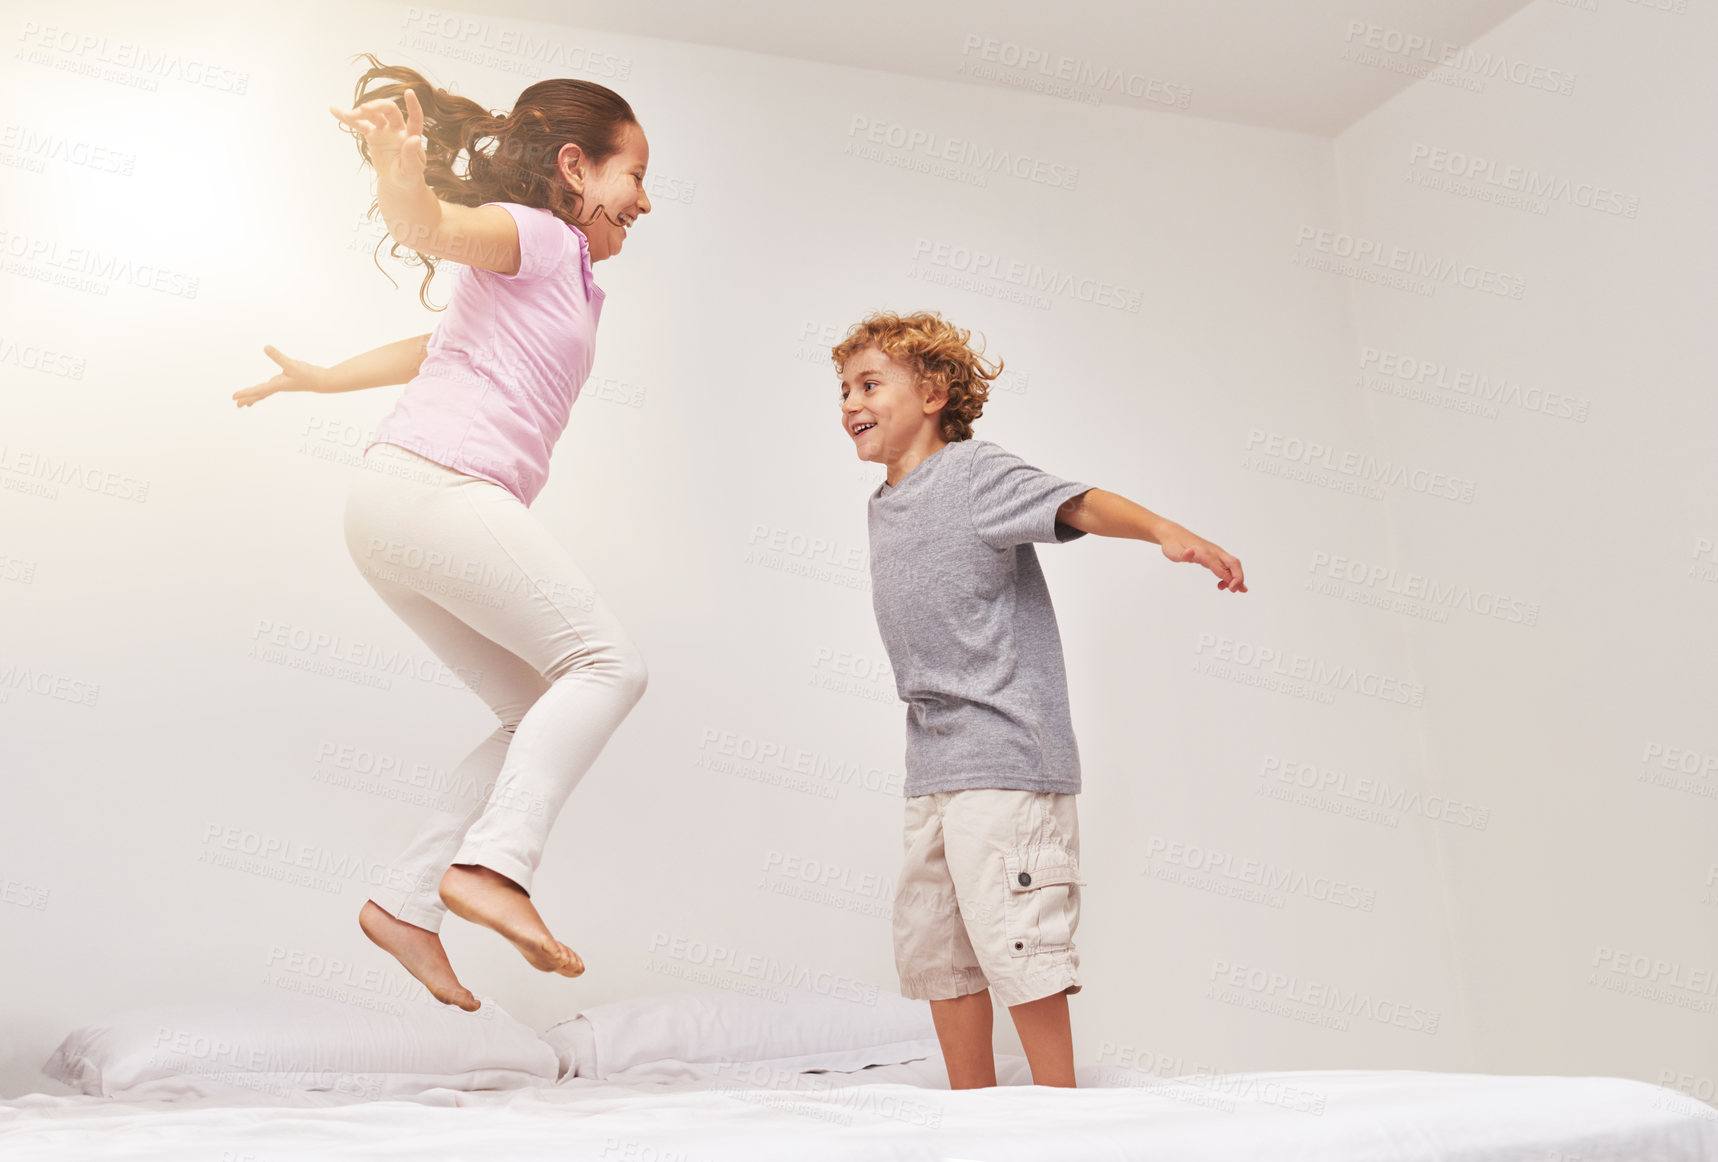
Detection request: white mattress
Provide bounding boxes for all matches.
[3,1055,1714,1161]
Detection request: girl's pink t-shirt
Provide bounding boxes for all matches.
[366,201,606,507]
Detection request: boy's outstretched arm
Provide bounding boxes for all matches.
[1056,488,1248,592]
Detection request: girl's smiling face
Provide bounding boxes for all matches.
[839,344,946,467]
[559,120,651,262]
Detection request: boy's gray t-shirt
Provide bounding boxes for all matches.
[867,438,1092,797]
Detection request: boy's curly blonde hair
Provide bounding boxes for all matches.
[830,310,1001,442]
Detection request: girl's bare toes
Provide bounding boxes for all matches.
[436,986,481,1011]
[554,943,585,978]
[536,937,583,977]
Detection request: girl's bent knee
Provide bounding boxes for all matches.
[617,651,649,706]
[543,644,648,704]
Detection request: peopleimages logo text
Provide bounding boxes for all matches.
[1294,226,1524,299]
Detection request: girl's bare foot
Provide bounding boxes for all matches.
[438,864,585,977]
[358,899,481,1011]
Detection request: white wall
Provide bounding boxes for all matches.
[1329,0,1718,1095]
[0,0,1705,1105]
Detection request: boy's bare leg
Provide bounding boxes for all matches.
[438,863,584,977]
[929,990,999,1088]
[1008,990,1076,1087]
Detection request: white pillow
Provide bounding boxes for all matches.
[541,988,938,1082]
[43,993,559,1101]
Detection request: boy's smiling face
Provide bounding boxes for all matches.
[839,344,947,475]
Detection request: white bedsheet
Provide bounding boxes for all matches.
[3,1055,1714,1162]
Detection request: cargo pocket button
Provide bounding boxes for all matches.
[1017,872,1032,886]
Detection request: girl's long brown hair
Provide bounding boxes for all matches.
[343,53,638,309]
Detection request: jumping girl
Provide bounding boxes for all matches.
[233,56,652,1009]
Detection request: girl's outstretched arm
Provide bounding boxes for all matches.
[329,87,523,276]
[233,335,430,408]
[1056,488,1248,592]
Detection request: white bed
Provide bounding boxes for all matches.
[4,991,1713,1162]
[5,1055,1715,1162]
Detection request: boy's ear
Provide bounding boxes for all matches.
[918,378,949,416]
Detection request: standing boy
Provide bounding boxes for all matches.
[833,310,1247,1088]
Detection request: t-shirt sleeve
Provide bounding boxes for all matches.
[480,202,569,281]
[965,441,1093,549]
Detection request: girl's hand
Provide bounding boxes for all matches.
[1159,524,1248,593]
[328,87,428,193]
[233,345,329,408]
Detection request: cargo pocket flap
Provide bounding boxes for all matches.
[1004,844,1082,891]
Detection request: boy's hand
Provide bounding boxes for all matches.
[329,87,428,194]
[1159,523,1247,592]
[233,345,329,407]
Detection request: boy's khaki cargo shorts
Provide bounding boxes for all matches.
[892,787,1082,1009]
